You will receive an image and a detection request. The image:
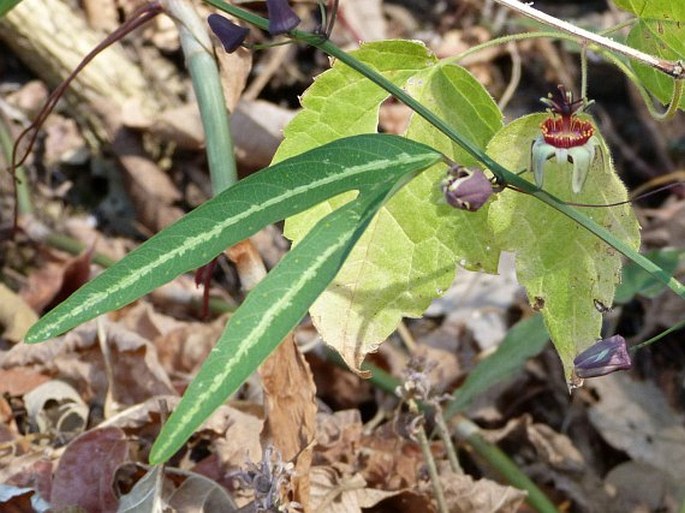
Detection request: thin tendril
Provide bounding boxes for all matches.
[8,2,163,230]
[630,318,685,353]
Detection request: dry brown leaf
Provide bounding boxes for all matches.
[149,103,206,150]
[588,373,685,486]
[0,454,54,499]
[338,0,386,42]
[2,319,176,406]
[378,99,412,135]
[211,404,264,468]
[111,128,184,232]
[309,466,401,513]
[5,79,49,119]
[260,336,317,512]
[438,466,526,513]
[153,315,228,379]
[314,410,363,466]
[50,427,129,512]
[604,461,681,512]
[0,368,50,396]
[525,422,585,472]
[231,100,297,172]
[215,44,252,112]
[0,283,38,343]
[359,423,424,490]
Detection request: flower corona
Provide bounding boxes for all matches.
[531,85,600,194]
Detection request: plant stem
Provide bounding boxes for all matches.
[203,1,685,298]
[601,49,684,121]
[432,401,463,474]
[453,416,559,513]
[492,0,685,79]
[163,0,238,194]
[325,349,559,513]
[629,317,685,352]
[408,399,449,513]
[0,114,32,216]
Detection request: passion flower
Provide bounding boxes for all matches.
[531,85,600,194]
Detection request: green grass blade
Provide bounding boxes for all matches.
[149,184,400,463]
[25,134,443,343]
[445,314,549,418]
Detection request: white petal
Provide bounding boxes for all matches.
[569,145,595,193]
[531,137,555,189]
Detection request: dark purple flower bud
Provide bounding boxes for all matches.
[208,14,250,53]
[441,166,493,211]
[573,335,632,379]
[265,0,301,35]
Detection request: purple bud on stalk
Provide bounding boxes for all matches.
[265,0,301,35]
[441,166,493,211]
[208,14,250,53]
[573,335,632,379]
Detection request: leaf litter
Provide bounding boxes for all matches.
[1,0,685,512]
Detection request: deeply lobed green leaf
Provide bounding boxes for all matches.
[149,156,442,463]
[25,135,443,343]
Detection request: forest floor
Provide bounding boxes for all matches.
[1,1,685,512]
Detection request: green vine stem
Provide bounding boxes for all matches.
[600,49,684,121]
[493,0,685,80]
[453,416,560,513]
[408,399,449,513]
[205,0,685,301]
[452,29,682,121]
[163,0,238,193]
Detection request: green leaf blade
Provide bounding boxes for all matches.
[0,0,22,17]
[486,114,641,378]
[149,182,401,464]
[25,134,442,343]
[613,0,685,22]
[627,20,685,110]
[281,40,503,372]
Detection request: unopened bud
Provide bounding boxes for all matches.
[573,334,631,379]
[265,0,301,35]
[208,14,250,53]
[441,166,493,211]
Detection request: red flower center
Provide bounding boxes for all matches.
[541,115,594,149]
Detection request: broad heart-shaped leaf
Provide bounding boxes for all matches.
[486,114,640,379]
[279,40,503,372]
[626,20,685,110]
[149,178,415,464]
[612,0,685,22]
[25,134,443,343]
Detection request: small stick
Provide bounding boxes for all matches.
[493,0,685,79]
